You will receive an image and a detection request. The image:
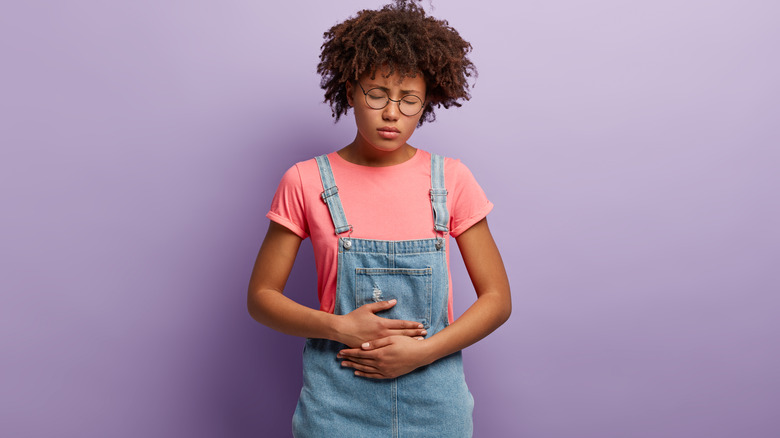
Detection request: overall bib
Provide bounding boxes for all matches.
[292,154,474,438]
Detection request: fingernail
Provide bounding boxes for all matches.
[389,299,396,304]
[362,342,370,348]
[418,323,423,328]
[421,330,427,335]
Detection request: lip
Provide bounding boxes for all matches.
[377,126,401,140]
[377,126,400,140]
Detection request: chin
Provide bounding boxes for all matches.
[364,137,405,151]
[371,143,405,152]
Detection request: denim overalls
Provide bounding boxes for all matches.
[292,154,474,437]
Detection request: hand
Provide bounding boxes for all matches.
[335,299,427,348]
[337,335,432,379]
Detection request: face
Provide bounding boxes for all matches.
[346,70,427,153]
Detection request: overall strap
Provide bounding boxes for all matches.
[315,155,352,235]
[430,153,449,236]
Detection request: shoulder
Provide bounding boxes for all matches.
[410,150,481,189]
[434,154,480,188]
[277,156,325,189]
[436,153,494,236]
[443,156,471,178]
[413,149,470,175]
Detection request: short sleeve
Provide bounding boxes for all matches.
[266,164,309,238]
[447,159,494,237]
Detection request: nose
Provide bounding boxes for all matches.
[382,101,400,121]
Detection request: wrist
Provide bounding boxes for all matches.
[419,337,444,366]
[327,313,347,344]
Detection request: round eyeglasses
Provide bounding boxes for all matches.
[357,82,425,117]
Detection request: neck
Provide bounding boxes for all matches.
[338,137,416,167]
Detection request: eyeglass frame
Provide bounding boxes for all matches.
[356,81,426,117]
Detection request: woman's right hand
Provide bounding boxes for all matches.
[335,299,427,348]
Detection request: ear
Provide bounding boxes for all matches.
[345,81,355,107]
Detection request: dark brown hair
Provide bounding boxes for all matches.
[318,0,477,126]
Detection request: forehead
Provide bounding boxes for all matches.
[360,68,426,92]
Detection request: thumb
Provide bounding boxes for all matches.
[366,298,397,313]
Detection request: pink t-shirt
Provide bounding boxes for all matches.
[267,149,493,322]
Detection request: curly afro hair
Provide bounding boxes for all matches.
[318,0,477,126]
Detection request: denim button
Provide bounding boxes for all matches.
[343,239,352,250]
[436,239,444,250]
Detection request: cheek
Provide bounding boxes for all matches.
[405,116,423,131]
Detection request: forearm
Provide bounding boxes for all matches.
[338,288,511,379]
[337,220,512,379]
[421,218,512,363]
[421,289,511,364]
[248,288,340,341]
[247,222,343,342]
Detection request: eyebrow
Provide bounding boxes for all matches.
[366,84,424,95]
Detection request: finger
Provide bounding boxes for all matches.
[389,328,427,338]
[354,370,389,379]
[342,357,376,368]
[386,319,424,329]
[341,357,373,367]
[364,299,397,314]
[341,360,379,374]
[360,337,394,350]
[338,348,376,359]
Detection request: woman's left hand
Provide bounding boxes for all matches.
[337,335,431,379]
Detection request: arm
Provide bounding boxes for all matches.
[338,218,511,378]
[247,221,428,347]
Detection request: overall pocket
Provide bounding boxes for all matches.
[355,267,433,329]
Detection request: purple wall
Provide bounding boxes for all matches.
[2,1,778,437]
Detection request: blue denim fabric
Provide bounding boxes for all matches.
[292,155,473,438]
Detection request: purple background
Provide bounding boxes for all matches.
[2,1,778,437]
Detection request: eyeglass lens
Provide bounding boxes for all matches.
[364,88,423,116]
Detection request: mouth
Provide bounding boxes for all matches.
[377,126,401,140]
